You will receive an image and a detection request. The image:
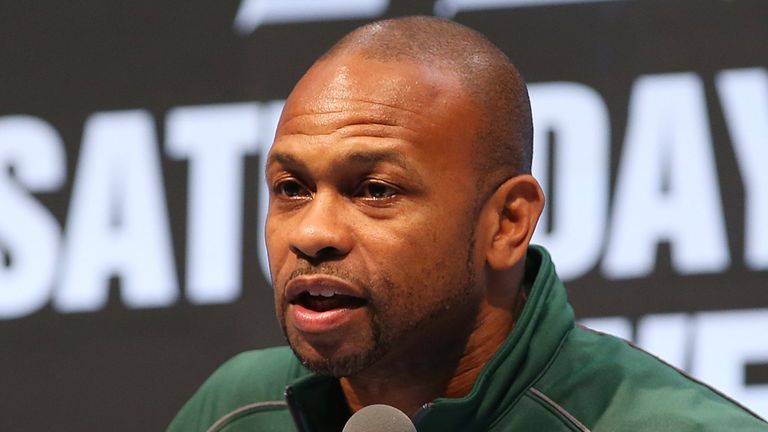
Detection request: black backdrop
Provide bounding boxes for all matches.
[1,1,767,430]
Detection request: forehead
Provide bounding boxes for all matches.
[275,54,478,141]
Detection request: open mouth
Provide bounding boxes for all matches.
[291,290,367,313]
[285,278,369,332]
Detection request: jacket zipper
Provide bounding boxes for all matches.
[412,402,434,426]
[285,385,311,432]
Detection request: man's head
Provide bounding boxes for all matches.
[265,16,543,379]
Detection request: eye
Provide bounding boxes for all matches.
[274,179,310,198]
[358,181,398,200]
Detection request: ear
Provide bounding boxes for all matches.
[483,175,545,271]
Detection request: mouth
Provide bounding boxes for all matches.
[286,275,367,310]
[285,275,369,333]
[291,290,367,312]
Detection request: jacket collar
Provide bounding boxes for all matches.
[413,245,575,430]
[285,245,574,431]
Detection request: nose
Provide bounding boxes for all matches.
[288,192,352,262]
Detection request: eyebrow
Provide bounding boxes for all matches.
[268,152,306,171]
[268,150,410,171]
[345,150,409,169]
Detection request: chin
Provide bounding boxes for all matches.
[287,333,388,378]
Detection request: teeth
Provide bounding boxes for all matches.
[308,288,337,297]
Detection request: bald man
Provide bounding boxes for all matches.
[168,17,767,432]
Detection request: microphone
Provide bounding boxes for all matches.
[342,404,417,432]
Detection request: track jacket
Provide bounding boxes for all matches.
[167,246,768,431]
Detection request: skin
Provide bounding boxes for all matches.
[265,52,544,417]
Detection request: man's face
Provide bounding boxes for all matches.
[265,54,486,377]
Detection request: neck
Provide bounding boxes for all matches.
[340,272,527,417]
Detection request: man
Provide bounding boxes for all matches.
[168,16,767,431]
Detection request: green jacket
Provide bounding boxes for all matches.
[168,246,767,431]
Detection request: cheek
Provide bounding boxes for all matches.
[265,217,290,268]
[362,219,471,294]
[374,215,465,261]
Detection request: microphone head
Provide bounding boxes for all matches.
[342,404,417,432]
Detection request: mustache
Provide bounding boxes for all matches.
[285,262,366,290]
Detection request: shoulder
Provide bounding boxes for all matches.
[530,326,768,431]
[206,347,308,396]
[166,347,310,432]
